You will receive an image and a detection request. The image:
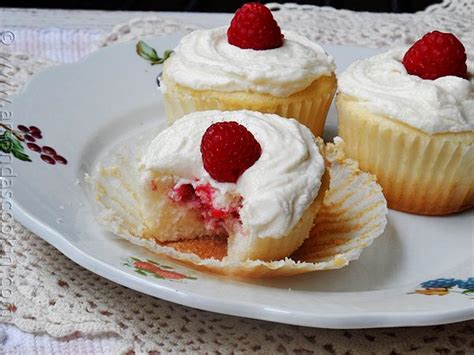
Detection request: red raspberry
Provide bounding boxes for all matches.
[402,31,467,80]
[200,121,262,183]
[227,2,283,50]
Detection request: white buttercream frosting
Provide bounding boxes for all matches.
[163,27,335,97]
[142,110,325,239]
[338,48,474,134]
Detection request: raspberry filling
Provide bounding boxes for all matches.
[168,181,242,232]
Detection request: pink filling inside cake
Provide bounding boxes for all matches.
[151,179,243,235]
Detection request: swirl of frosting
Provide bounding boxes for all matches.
[142,110,325,239]
[163,27,335,97]
[338,48,474,134]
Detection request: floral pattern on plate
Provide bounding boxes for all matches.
[410,277,474,297]
[136,40,173,65]
[0,123,67,165]
[123,257,197,281]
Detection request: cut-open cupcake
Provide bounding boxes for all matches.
[90,110,387,277]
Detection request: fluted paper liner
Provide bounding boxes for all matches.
[88,136,387,278]
[337,94,474,215]
[162,72,337,138]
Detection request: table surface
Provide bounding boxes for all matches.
[1,7,231,29]
[1,5,472,354]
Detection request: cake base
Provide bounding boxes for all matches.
[336,93,474,215]
[162,72,337,138]
[140,169,329,262]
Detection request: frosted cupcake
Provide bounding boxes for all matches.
[161,2,336,137]
[90,110,387,277]
[139,110,328,262]
[337,31,474,215]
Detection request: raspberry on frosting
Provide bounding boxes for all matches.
[227,2,284,50]
[200,121,262,183]
[402,30,467,80]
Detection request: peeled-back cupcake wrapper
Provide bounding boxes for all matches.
[337,94,474,215]
[88,136,388,278]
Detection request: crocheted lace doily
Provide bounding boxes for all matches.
[2,3,473,353]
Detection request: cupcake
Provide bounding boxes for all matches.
[337,31,474,215]
[139,110,328,262]
[161,3,336,137]
[90,110,388,277]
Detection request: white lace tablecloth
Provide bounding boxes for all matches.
[1,2,473,354]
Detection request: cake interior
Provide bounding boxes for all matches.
[142,172,246,260]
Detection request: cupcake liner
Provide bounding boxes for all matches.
[162,74,337,137]
[337,94,474,215]
[88,135,387,278]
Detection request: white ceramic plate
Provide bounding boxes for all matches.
[5,35,473,329]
